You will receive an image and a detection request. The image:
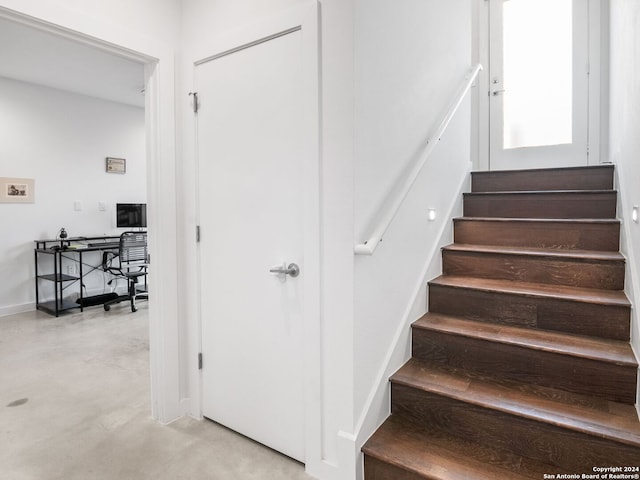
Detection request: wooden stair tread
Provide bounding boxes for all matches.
[391,359,640,448]
[429,275,631,307]
[443,243,625,262]
[455,216,620,225]
[472,164,613,176]
[363,415,549,480]
[413,313,637,366]
[465,189,617,196]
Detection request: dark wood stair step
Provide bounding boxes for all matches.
[429,275,630,306]
[415,313,636,366]
[444,243,625,261]
[453,217,621,251]
[471,165,614,193]
[442,243,625,290]
[428,275,631,341]
[390,359,640,470]
[412,313,637,404]
[363,415,550,480]
[463,190,617,219]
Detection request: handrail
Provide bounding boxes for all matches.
[354,63,483,256]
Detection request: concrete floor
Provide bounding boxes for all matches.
[0,304,312,480]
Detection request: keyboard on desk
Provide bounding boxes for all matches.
[87,242,120,249]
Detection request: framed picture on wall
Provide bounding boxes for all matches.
[106,157,126,174]
[0,177,35,203]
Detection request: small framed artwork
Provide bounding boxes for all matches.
[106,157,126,174]
[0,177,35,203]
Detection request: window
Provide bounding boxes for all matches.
[503,0,573,149]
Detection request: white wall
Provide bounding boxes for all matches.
[609,0,640,409]
[355,0,471,234]
[0,0,180,45]
[352,0,472,463]
[0,77,145,315]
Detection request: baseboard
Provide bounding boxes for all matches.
[0,288,131,318]
[614,165,640,411]
[303,431,356,480]
[157,398,192,426]
[0,302,35,317]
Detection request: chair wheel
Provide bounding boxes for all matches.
[104,304,111,311]
[132,305,137,312]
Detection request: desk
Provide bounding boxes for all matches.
[34,235,121,316]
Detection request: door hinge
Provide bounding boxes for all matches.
[196,225,201,243]
[198,352,203,370]
[189,92,199,113]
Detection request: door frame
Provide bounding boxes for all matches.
[0,5,183,424]
[191,1,321,469]
[472,0,608,171]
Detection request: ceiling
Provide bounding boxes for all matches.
[0,16,145,108]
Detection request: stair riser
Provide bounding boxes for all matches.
[463,192,617,219]
[412,329,637,404]
[471,166,614,193]
[428,284,631,341]
[391,384,640,471]
[364,457,426,480]
[442,250,625,290]
[453,219,621,252]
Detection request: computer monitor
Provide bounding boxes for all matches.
[116,203,147,228]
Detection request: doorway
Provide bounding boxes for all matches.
[0,6,183,425]
[476,0,603,171]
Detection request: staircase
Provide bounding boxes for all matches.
[362,165,640,479]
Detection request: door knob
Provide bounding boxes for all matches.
[269,262,300,278]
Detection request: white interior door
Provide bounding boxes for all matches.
[196,29,306,462]
[489,0,590,170]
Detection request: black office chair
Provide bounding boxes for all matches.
[102,231,149,312]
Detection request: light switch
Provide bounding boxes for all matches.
[74,201,82,211]
[98,202,106,212]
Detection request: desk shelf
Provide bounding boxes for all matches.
[34,235,121,317]
[36,300,80,316]
[38,273,79,282]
